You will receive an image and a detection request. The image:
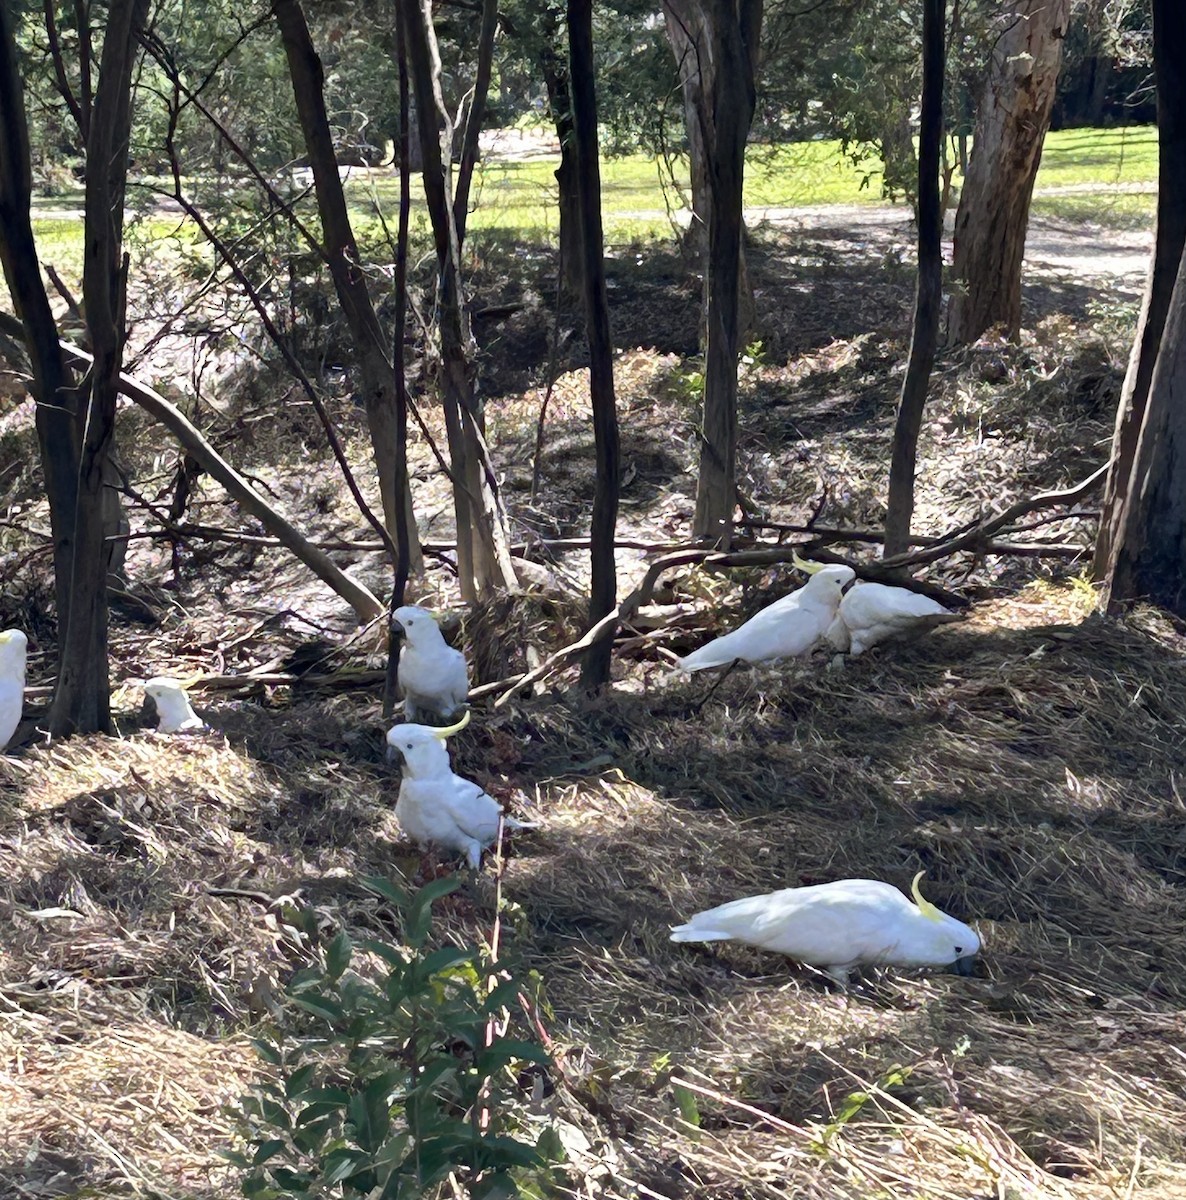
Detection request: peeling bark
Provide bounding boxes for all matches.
[947,0,1070,345]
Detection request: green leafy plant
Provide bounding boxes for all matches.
[227,875,557,1199]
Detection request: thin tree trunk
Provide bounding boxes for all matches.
[540,41,582,296]
[678,0,762,547]
[567,0,620,689]
[404,0,517,601]
[883,0,945,559]
[1103,236,1186,616]
[53,0,148,736]
[272,0,421,575]
[452,0,498,245]
[0,2,78,625]
[947,0,1070,345]
[1093,0,1186,581]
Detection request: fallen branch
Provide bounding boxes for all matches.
[0,312,385,625]
[880,464,1108,570]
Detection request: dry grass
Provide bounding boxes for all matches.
[1,212,1178,1199]
[3,582,1186,1199]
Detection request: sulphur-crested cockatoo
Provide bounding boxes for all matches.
[826,581,961,657]
[392,605,469,722]
[143,677,206,734]
[386,710,533,869]
[674,556,856,673]
[0,629,28,750]
[670,873,980,984]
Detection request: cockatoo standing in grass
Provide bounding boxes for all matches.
[670,874,980,984]
[386,710,533,869]
[825,581,961,657]
[0,629,28,750]
[674,558,856,673]
[391,605,469,722]
[143,677,206,734]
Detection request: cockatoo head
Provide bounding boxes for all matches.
[0,629,28,678]
[792,554,857,604]
[909,872,981,974]
[386,708,470,778]
[391,605,446,650]
[143,676,203,734]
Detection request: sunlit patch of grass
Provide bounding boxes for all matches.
[1030,191,1155,231]
[1036,124,1158,188]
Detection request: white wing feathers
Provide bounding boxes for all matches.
[676,566,855,673]
[828,582,961,657]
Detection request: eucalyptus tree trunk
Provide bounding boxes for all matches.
[404,0,516,602]
[1094,0,1186,582]
[947,0,1070,345]
[883,0,945,558]
[663,0,762,548]
[1101,236,1186,616]
[539,32,582,296]
[273,0,421,576]
[53,0,150,735]
[567,0,621,689]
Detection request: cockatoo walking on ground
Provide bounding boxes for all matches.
[143,677,206,733]
[386,710,534,869]
[670,873,980,984]
[391,605,469,722]
[0,629,28,750]
[825,581,961,657]
[674,558,856,673]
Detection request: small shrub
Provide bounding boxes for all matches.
[227,875,558,1199]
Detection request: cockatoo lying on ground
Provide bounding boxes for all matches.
[826,581,961,657]
[670,873,980,984]
[391,604,469,722]
[674,558,856,673]
[386,710,534,869]
[0,629,28,750]
[143,677,206,733]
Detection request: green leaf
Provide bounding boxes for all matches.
[481,977,523,1015]
[347,1076,393,1152]
[291,992,347,1022]
[471,1172,520,1200]
[251,1138,288,1167]
[324,930,353,981]
[270,1165,311,1192]
[535,1125,567,1164]
[299,1086,352,1109]
[475,1040,551,1074]
[359,938,411,971]
[416,945,478,980]
[320,1146,370,1185]
[284,1064,318,1100]
[362,876,409,908]
[673,1081,701,1128]
[407,875,463,944]
[249,1037,281,1066]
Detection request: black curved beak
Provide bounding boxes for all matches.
[951,954,978,977]
[390,619,406,639]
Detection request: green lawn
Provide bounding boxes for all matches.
[27,125,1159,272]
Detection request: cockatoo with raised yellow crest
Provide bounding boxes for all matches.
[825,580,961,657]
[673,556,855,673]
[143,677,207,734]
[670,873,980,984]
[0,629,28,751]
[391,604,469,722]
[386,710,534,869]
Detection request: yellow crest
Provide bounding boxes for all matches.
[911,872,943,921]
[431,708,471,740]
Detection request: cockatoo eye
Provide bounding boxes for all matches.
[954,945,963,954]
[406,743,413,750]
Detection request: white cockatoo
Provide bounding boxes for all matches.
[386,710,533,869]
[674,557,856,673]
[0,629,28,751]
[825,581,961,657]
[143,677,206,734]
[670,873,980,984]
[391,605,469,723]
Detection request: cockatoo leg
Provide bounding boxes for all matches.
[694,657,743,713]
[463,839,484,871]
